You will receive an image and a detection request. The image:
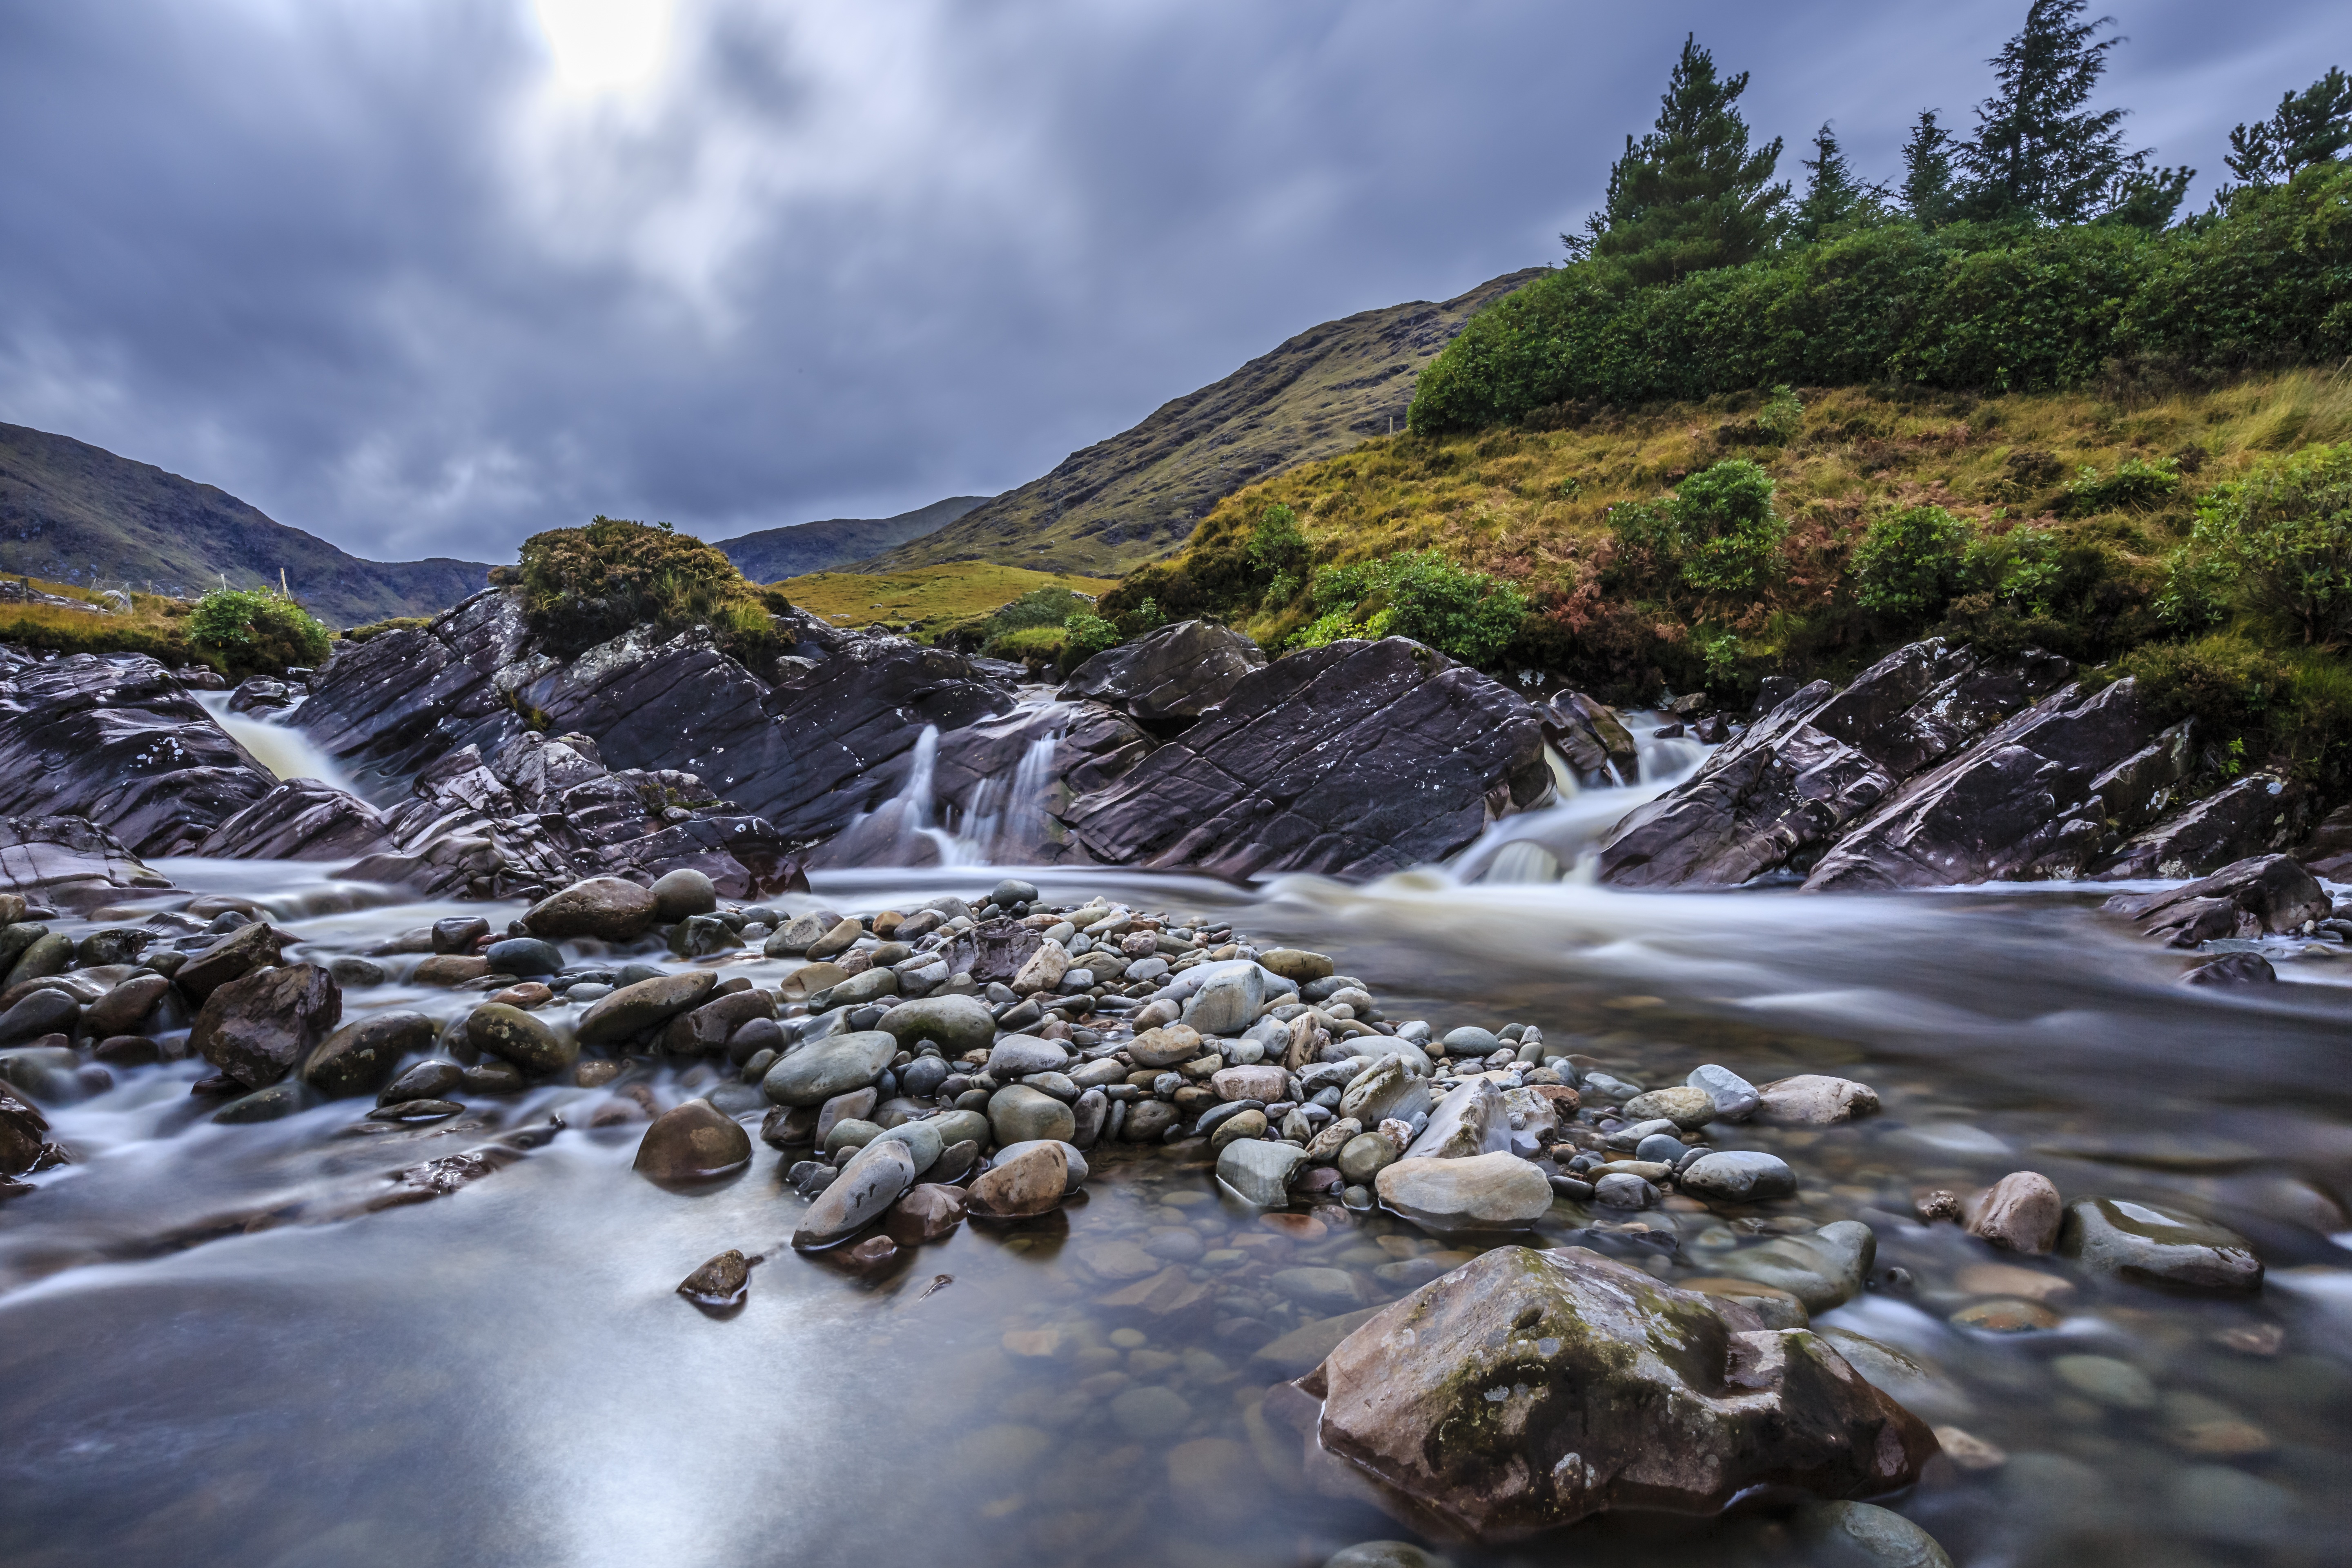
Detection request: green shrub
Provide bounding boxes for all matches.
[2060,456,2180,516]
[1610,460,1787,596]
[2116,632,2352,790]
[1851,505,1975,618]
[340,615,432,644]
[1059,612,1121,673]
[187,588,331,677]
[1756,385,1805,444]
[1964,525,2064,614]
[516,517,774,659]
[1287,550,1527,665]
[1246,503,1310,575]
[2168,443,2352,646]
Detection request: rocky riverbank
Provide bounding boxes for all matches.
[0,860,2296,1561]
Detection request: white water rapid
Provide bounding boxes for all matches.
[196,690,357,793]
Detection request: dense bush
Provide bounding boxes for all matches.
[514,517,774,659]
[1607,459,1787,595]
[1287,551,1527,665]
[187,588,331,677]
[2116,632,2352,790]
[2162,443,2352,646]
[1059,612,1121,672]
[1409,164,2352,434]
[1851,505,1974,618]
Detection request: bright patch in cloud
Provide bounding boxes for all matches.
[532,0,675,94]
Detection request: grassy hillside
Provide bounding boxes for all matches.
[0,422,492,627]
[857,268,1546,579]
[713,495,988,582]
[775,563,1118,637]
[1104,368,2352,783]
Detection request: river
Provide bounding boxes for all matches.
[1,849,2348,1566]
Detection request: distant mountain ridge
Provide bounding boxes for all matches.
[858,267,1547,579]
[712,495,988,583]
[0,422,492,627]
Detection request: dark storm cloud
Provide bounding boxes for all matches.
[0,0,2339,562]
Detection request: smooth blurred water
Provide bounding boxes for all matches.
[2,861,2348,1568]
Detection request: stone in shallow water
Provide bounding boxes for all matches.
[1401,1078,1507,1160]
[988,1083,1076,1146]
[1714,1220,1876,1311]
[1800,1501,1954,1568]
[1756,1074,1880,1125]
[966,1141,1067,1218]
[633,1099,752,1184]
[2051,1353,2158,1410]
[1323,1543,1455,1568]
[191,962,341,1089]
[522,876,659,942]
[1308,1245,1937,1539]
[883,1183,967,1244]
[761,1030,897,1107]
[2060,1196,2263,1293]
[1965,1171,2062,1254]
[1622,1084,1716,1130]
[1376,1152,1552,1231]
[1949,1298,2060,1333]
[1340,1056,1430,1126]
[1678,1150,1796,1203]
[876,993,995,1056]
[1686,1062,1759,1121]
[1216,1136,1304,1206]
[304,1011,437,1098]
[466,1002,573,1077]
[677,1248,751,1310]
[578,970,717,1047]
[794,1138,918,1249]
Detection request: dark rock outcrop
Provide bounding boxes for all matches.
[0,816,175,911]
[1060,637,1550,878]
[1595,639,2301,896]
[2092,771,2309,880]
[1301,1245,1937,1540]
[2101,854,2330,946]
[1059,620,1265,733]
[0,652,274,855]
[197,780,397,862]
[1540,691,1639,785]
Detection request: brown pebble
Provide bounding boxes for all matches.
[573,1059,621,1088]
[1261,1213,1327,1241]
[1964,1171,2062,1254]
[1949,1297,2060,1333]
[677,1248,753,1310]
[884,1183,969,1245]
[1914,1189,1962,1223]
[487,982,554,1009]
[836,1234,899,1272]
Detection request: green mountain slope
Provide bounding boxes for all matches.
[0,422,491,627]
[713,495,988,583]
[857,268,1546,578]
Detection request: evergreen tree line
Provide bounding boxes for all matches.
[1413,2,2351,434]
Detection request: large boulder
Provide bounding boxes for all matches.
[523,877,660,941]
[0,815,175,911]
[1303,1246,1938,1539]
[2100,854,2330,946]
[196,780,396,862]
[2093,769,2305,880]
[1059,619,1267,733]
[190,962,343,1089]
[1060,637,1552,879]
[1539,690,1639,785]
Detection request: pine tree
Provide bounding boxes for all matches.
[1900,110,1959,225]
[1792,122,1885,241]
[1563,35,1787,286]
[2226,67,2352,186]
[1957,0,2142,223]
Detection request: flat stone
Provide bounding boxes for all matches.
[1679,1150,1797,1203]
[1128,1022,1205,1068]
[1338,1055,1432,1126]
[676,1248,750,1309]
[2060,1196,2263,1293]
[577,970,718,1047]
[1179,960,1265,1035]
[986,1034,1070,1077]
[1257,947,1333,984]
[175,919,283,1004]
[302,1011,437,1098]
[522,876,660,942]
[1270,1265,1363,1313]
[762,1031,898,1107]
[1800,1501,1955,1568]
[1621,1085,1717,1131]
[466,1003,574,1077]
[967,1140,1067,1218]
[1216,1137,1306,1206]
[633,1098,752,1183]
[876,993,996,1056]
[793,1138,918,1248]
[992,1139,1088,1194]
[988,1083,1076,1146]
[1756,1074,1880,1125]
[1376,1151,1552,1230]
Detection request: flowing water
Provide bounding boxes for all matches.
[196,692,359,793]
[2,851,2350,1567]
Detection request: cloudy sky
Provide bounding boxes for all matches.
[0,1,2339,564]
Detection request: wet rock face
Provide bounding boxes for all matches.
[2061,1197,2263,1292]
[196,780,395,863]
[2094,771,2308,880]
[2101,855,2330,947]
[1540,690,1638,785]
[1058,619,1267,734]
[1305,1245,1937,1540]
[0,653,276,858]
[0,816,176,912]
[1061,637,1551,879]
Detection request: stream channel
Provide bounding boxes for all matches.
[0,719,2347,1567]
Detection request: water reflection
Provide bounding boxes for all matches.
[0,862,2347,1567]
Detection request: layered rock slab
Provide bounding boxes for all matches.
[1061,636,1550,878]
[1302,1245,1937,1540]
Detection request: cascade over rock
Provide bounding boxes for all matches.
[1059,636,1551,878]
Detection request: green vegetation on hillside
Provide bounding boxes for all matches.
[771,564,1120,646]
[187,588,331,678]
[503,517,787,659]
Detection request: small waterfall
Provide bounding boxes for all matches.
[197,691,359,794]
[1447,709,1719,885]
[954,732,1061,864]
[816,716,1068,869]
